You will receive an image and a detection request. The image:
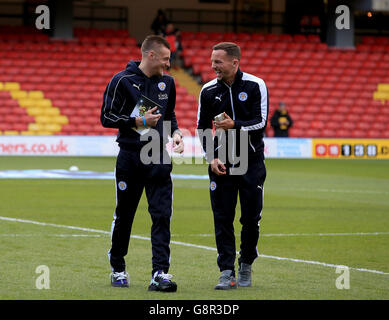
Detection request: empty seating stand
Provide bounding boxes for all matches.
[0,26,139,136]
[1,26,389,139]
[180,31,389,138]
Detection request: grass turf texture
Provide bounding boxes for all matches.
[0,157,388,299]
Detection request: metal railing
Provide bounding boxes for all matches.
[165,7,389,36]
[165,8,285,33]
[0,1,128,30]
[73,4,127,29]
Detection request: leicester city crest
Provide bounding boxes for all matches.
[238,92,248,101]
[158,82,166,91]
[118,181,127,191]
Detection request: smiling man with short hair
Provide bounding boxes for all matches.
[101,34,183,292]
[197,42,269,290]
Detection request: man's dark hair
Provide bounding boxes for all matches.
[141,35,170,55]
[213,42,241,61]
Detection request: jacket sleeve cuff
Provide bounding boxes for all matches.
[233,120,242,129]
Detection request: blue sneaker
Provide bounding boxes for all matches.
[148,270,177,292]
[111,271,129,287]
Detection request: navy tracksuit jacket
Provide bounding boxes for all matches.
[101,61,179,274]
[197,69,269,272]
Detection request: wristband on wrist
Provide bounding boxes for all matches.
[142,116,147,127]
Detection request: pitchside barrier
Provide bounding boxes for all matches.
[0,136,388,159]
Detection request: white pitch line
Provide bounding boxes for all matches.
[169,231,389,237]
[280,187,389,196]
[260,232,389,237]
[0,233,104,238]
[1,215,388,276]
[0,216,110,234]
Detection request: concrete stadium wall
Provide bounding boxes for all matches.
[0,0,286,41]
[104,0,233,42]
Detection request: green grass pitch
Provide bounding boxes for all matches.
[0,156,388,299]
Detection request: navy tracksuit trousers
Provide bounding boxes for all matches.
[208,156,266,272]
[108,147,173,275]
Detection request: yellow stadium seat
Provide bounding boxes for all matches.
[35,116,52,124]
[18,99,35,108]
[36,99,52,108]
[10,90,27,99]
[52,115,69,125]
[21,131,36,136]
[4,82,20,91]
[377,84,389,92]
[0,82,3,90]
[3,130,19,135]
[44,123,61,132]
[36,131,53,136]
[373,91,389,100]
[28,91,44,99]
[43,108,60,116]
[26,108,45,116]
[28,123,45,132]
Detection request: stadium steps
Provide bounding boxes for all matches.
[168,67,202,135]
[169,67,202,98]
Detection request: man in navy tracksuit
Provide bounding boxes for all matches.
[197,42,268,290]
[101,35,183,292]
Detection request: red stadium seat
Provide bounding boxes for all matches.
[367,130,381,138]
[351,130,366,138]
[371,123,386,131]
[321,129,336,137]
[345,114,359,122]
[325,122,340,132]
[360,114,375,122]
[201,71,215,83]
[272,42,289,50]
[292,34,307,42]
[177,102,194,111]
[310,120,325,129]
[194,32,209,40]
[342,122,356,130]
[251,34,265,41]
[305,128,320,137]
[335,129,349,137]
[264,34,279,42]
[356,122,370,131]
[208,32,223,41]
[288,128,304,137]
